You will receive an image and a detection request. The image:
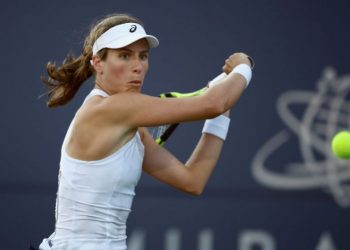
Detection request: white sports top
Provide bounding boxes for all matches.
[40,89,144,250]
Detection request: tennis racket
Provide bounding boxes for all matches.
[151,72,227,145]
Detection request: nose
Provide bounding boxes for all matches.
[132,59,143,74]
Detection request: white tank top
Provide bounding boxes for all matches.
[42,89,144,250]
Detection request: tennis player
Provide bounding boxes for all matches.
[38,13,253,250]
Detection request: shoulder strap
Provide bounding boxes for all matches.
[82,89,109,104]
[89,88,109,97]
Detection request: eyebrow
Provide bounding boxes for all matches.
[118,48,149,53]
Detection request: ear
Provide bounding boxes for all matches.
[91,55,103,74]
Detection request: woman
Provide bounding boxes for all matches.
[39,13,253,250]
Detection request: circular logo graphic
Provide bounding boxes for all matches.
[252,67,350,207]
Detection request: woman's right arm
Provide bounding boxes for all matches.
[96,53,252,128]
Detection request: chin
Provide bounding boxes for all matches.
[128,87,142,93]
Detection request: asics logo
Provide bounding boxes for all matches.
[129,25,137,32]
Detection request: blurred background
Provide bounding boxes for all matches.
[1,0,349,249]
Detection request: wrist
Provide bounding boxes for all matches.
[229,64,252,88]
[202,115,230,141]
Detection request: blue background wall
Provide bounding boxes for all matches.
[1,0,349,249]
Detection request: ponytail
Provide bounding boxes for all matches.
[42,49,93,108]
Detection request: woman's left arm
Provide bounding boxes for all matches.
[140,111,229,196]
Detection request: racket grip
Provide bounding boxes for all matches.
[208,72,227,87]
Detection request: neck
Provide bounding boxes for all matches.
[95,81,111,95]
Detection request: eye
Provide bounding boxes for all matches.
[140,54,148,60]
[119,53,130,60]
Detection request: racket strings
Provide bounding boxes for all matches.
[150,124,170,140]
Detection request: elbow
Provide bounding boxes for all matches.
[184,184,204,196]
[180,168,206,196]
[189,189,204,196]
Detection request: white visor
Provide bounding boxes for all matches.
[92,22,159,55]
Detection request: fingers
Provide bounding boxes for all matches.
[222,52,254,74]
[223,59,233,74]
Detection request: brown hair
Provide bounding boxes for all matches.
[41,13,143,108]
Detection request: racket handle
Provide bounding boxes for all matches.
[208,72,227,87]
